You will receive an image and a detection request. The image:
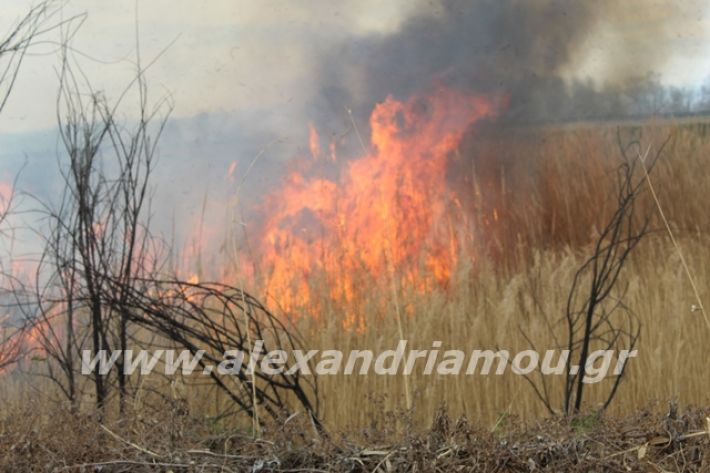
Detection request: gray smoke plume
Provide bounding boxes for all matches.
[309,0,706,133]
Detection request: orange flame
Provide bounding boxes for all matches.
[308,123,320,159]
[250,88,503,324]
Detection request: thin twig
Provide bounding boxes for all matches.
[637,145,710,331]
[98,423,159,457]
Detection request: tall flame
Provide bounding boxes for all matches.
[250,88,502,325]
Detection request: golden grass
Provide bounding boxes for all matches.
[3,121,710,436]
[261,122,710,431]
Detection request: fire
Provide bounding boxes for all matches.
[0,313,51,373]
[308,123,320,159]
[250,88,503,324]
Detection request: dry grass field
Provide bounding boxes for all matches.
[5,122,710,424]
[264,121,710,431]
[4,2,710,471]
[2,120,710,471]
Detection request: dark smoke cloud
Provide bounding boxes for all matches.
[309,0,707,132]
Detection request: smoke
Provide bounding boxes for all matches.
[6,1,706,277]
[309,0,708,131]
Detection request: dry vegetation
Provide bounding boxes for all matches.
[4,121,710,471]
[2,4,710,472]
[252,121,710,432]
[1,398,708,471]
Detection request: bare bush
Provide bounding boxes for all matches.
[100,276,322,430]
[17,22,322,430]
[522,135,670,415]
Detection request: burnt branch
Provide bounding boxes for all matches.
[521,134,669,416]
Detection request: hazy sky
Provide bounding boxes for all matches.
[2,0,710,134]
[0,0,427,134]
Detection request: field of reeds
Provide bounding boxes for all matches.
[2,120,710,471]
[272,121,710,431]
